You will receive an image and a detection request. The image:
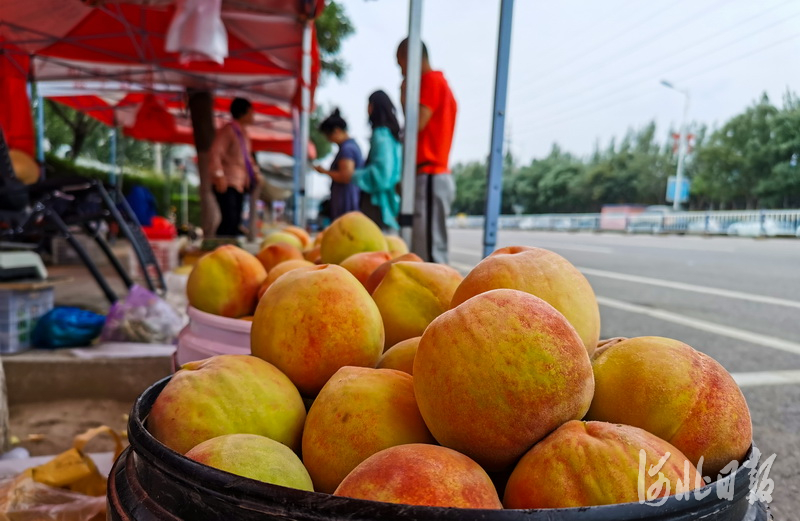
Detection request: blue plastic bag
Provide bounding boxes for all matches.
[31,307,106,348]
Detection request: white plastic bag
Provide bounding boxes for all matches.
[165,0,228,64]
[100,285,183,344]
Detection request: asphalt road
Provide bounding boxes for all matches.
[448,229,800,519]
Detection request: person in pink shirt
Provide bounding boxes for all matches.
[210,97,259,237]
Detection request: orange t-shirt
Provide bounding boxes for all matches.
[417,70,457,174]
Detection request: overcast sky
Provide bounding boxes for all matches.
[314,0,800,171]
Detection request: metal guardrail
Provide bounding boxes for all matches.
[447,210,800,238]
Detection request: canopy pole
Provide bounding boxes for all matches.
[291,110,302,226]
[298,21,313,228]
[109,126,118,187]
[35,93,45,180]
[399,0,423,246]
[482,0,515,258]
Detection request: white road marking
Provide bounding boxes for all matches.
[732,370,800,388]
[450,242,613,256]
[487,232,739,252]
[580,267,800,310]
[597,296,800,356]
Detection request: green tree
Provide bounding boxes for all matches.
[315,1,355,80]
[309,2,356,159]
[452,161,488,215]
[45,100,102,159]
[310,106,332,159]
[693,93,780,209]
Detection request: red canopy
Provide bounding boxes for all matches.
[1,0,322,159]
[0,42,35,156]
[1,1,322,112]
[45,88,314,157]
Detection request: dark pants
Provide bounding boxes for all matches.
[214,187,244,237]
[360,193,387,231]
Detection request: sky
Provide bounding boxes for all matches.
[313,0,800,177]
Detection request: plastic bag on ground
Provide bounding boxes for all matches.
[0,426,123,520]
[100,285,182,344]
[0,477,106,521]
[31,308,105,349]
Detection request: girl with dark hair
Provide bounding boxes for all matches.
[314,109,364,220]
[352,90,403,230]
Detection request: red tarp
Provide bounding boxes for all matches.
[0,40,35,156]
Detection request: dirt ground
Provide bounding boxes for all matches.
[9,399,131,457]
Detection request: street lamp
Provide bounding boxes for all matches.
[661,79,690,211]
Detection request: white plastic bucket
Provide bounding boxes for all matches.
[175,306,251,367]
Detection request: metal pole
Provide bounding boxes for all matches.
[298,21,313,228]
[109,126,118,187]
[399,0,424,246]
[154,143,163,173]
[674,91,690,211]
[482,0,514,258]
[181,166,189,231]
[36,94,45,179]
[291,107,302,226]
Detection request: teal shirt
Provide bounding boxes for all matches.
[353,127,402,230]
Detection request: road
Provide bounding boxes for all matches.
[448,229,799,519]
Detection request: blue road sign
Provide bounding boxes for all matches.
[666,176,690,203]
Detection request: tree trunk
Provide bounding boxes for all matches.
[70,130,86,159]
[68,113,99,159]
[187,89,219,238]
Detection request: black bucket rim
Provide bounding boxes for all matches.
[126,375,761,520]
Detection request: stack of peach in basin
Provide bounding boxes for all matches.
[151,211,752,510]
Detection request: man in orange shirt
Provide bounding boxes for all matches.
[397,39,457,264]
[210,97,259,237]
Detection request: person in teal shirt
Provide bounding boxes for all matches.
[354,90,403,231]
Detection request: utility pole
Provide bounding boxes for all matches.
[661,80,690,211]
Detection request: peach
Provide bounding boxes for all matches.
[251,265,384,396]
[185,434,313,491]
[450,246,600,355]
[148,355,306,455]
[414,289,594,471]
[302,367,435,493]
[377,337,420,375]
[320,212,388,264]
[261,231,303,251]
[282,225,312,249]
[364,253,423,294]
[504,421,702,508]
[313,230,324,247]
[334,444,502,508]
[256,242,303,272]
[186,245,266,318]
[303,245,321,263]
[385,235,409,257]
[339,251,393,287]
[257,259,315,299]
[372,262,463,348]
[586,336,752,478]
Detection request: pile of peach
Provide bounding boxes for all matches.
[155,211,752,510]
